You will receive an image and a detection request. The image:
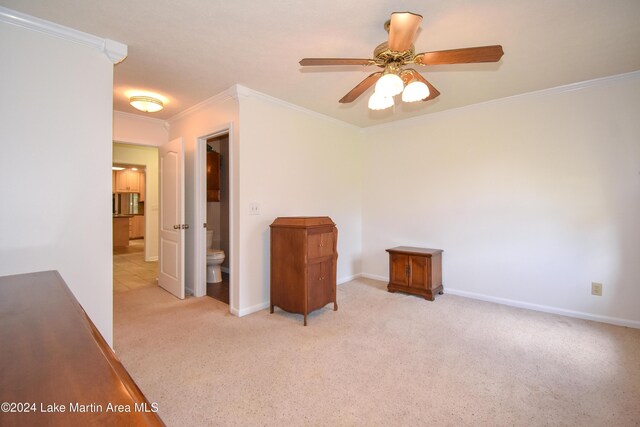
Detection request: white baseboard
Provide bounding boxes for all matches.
[444,287,640,329]
[234,301,270,317]
[234,274,362,317]
[338,273,362,285]
[357,273,639,329]
[360,272,388,282]
[146,256,158,262]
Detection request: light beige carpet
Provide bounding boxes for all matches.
[114,278,640,426]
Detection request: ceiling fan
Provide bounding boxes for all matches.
[299,12,504,110]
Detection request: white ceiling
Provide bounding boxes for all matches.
[2,0,640,127]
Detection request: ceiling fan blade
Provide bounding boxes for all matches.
[414,45,504,65]
[403,69,440,101]
[388,12,423,52]
[299,58,373,66]
[339,72,383,103]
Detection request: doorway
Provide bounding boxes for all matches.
[112,143,160,294]
[205,134,230,304]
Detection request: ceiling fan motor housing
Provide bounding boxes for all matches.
[373,42,415,67]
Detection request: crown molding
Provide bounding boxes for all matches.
[362,70,640,133]
[167,86,238,124]
[113,110,169,127]
[167,84,358,131]
[0,6,127,64]
[235,85,359,130]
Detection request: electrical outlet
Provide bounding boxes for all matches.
[249,202,260,215]
[591,282,603,296]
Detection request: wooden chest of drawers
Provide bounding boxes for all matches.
[270,217,338,325]
[386,246,443,301]
[0,271,163,426]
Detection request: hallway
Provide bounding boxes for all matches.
[113,240,157,293]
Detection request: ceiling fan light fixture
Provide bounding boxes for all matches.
[402,80,430,102]
[374,72,404,98]
[368,91,394,110]
[130,96,163,113]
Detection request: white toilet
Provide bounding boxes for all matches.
[206,230,225,283]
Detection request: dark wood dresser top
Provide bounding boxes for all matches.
[386,246,443,256]
[0,270,164,426]
[270,216,335,228]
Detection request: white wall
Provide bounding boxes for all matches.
[113,111,168,147]
[168,86,363,315]
[361,73,640,326]
[238,93,363,313]
[113,143,160,261]
[0,21,120,343]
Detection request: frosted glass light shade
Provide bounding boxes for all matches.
[368,91,394,110]
[130,96,163,113]
[374,73,404,97]
[402,81,430,102]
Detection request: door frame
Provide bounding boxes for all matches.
[194,123,235,312]
[112,142,159,263]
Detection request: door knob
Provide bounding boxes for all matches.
[181,224,189,229]
[173,224,180,229]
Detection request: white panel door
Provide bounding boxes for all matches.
[158,137,185,299]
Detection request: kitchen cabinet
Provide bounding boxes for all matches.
[113,216,130,247]
[386,247,443,301]
[115,169,140,193]
[130,215,145,239]
[270,216,338,325]
[207,151,220,202]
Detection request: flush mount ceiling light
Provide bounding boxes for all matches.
[129,96,163,113]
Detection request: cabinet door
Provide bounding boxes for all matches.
[389,253,409,287]
[127,171,140,192]
[408,256,428,290]
[131,216,144,238]
[308,259,333,312]
[206,152,220,202]
[115,171,128,192]
[116,170,140,192]
[308,231,334,259]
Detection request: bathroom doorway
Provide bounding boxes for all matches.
[205,133,230,304]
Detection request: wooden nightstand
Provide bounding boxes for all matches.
[386,246,443,301]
